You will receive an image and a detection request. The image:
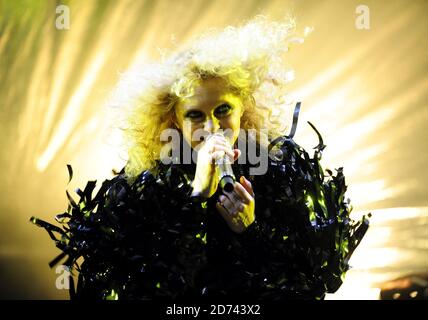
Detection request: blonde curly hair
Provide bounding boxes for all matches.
[118,16,302,180]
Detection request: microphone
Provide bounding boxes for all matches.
[217,155,236,193]
[207,133,236,193]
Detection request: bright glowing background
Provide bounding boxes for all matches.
[1,0,427,299]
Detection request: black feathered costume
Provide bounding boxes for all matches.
[32,104,369,300]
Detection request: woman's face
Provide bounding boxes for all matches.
[174,78,244,149]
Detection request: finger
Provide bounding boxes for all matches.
[233,149,241,161]
[219,194,241,214]
[212,144,234,156]
[216,201,230,220]
[211,150,231,164]
[201,137,229,154]
[206,134,229,147]
[222,191,245,215]
[239,176,255,197]
[217,196,239,217]
[207,137,233,156]
[211,146,235,161]
[219,194,233,210]
[208,141,230,153]
[236,202,245,213]
[232,182,253,204]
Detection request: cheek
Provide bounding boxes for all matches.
[181,122,204,149]
[181,126,193,146]
[231,117,241,142]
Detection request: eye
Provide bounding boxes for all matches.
[185,110,203,120]
[214,104,232,117]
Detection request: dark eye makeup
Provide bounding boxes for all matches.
[184,103,233,121]
[185,110,203,119]
[185,103,232,119]
[214,103,232,116]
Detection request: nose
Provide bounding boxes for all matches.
[203,117,220,134]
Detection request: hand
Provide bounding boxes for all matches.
[216,176,255,234]
[191,134,241,199]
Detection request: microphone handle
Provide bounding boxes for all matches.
[218,157,236,192]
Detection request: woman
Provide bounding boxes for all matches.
[32,16,369,300]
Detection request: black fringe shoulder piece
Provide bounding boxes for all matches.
[31,124,369,301]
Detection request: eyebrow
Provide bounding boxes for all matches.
[182,108,201,115]
[182,101,233,112]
